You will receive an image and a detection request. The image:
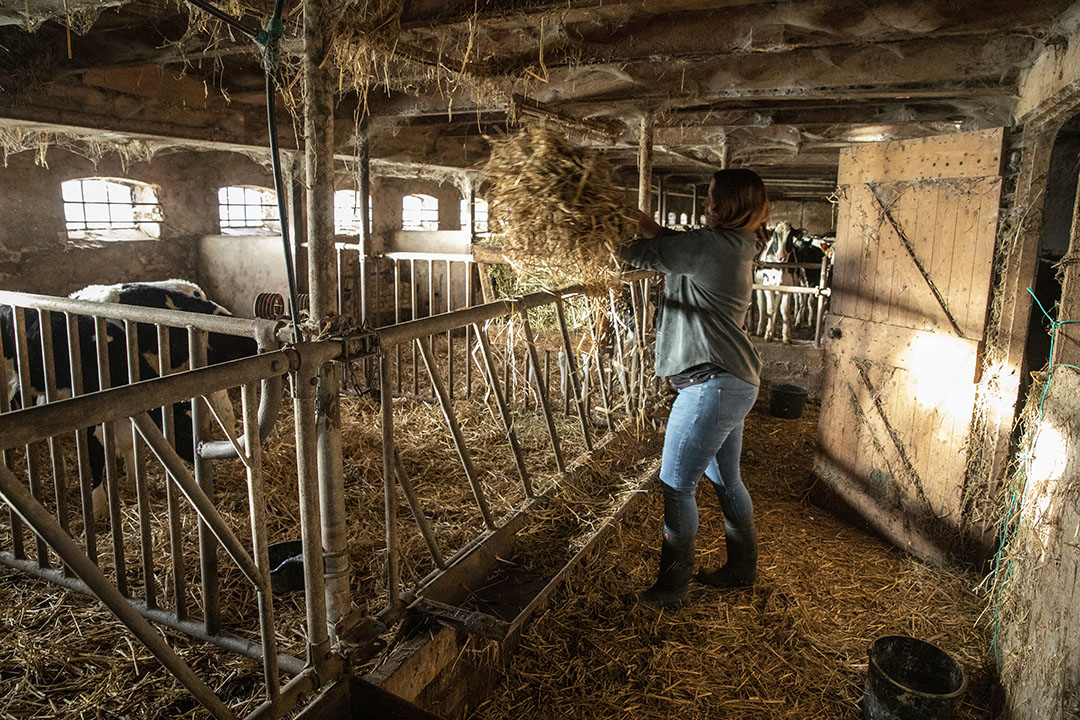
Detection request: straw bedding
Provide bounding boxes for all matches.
[483,126,632,292]
[468,400,996,720]
[0,367,994,718]
[0,343,593,717]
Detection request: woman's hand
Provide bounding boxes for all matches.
[631,208,664,239]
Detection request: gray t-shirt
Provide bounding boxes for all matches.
[620,227,762,386]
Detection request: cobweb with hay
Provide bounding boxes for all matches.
[482,125,633,293]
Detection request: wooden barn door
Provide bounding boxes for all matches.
[814,128,1004,565]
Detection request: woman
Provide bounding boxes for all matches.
[621,169,768,608]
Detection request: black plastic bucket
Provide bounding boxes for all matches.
[267,540,305,595]
[769,384,808,419]
[863,636,967,720]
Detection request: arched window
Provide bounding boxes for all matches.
[402,194,439,230]
[335,190,372,235]
[679,212,689,225]
[62,177,162,240]
[667,211,677,226]
[218,186,279,234]
[460,197,489,234]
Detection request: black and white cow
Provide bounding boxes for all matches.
[753,221,798,343]
[71,281,259,513]
[2,280,258,518]
[789,232,834,329]
[0,306,174,517]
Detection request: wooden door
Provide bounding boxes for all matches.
[814,128,1004,565]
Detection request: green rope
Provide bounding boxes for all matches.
[990,287,1080,668]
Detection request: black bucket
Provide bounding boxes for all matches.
[769,384,808,419]
[267,540,305,595]
[863,636,967,720]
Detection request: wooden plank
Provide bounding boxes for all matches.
[853,184,881,322]
[964,177,1004,334]
[870,184,896,327]
[948,183,983,337]
[830,185,855,319]
[838,128,1004,185]
[907,182,942,332]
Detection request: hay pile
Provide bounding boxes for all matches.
[483,126,633,292]
[469,400,997,720]
[994,366,1080,719]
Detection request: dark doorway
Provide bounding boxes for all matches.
[1022,115,1080,390]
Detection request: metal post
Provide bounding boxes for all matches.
[241,383,281,705]
[691,183,699,226]
[394,259,402,393]
[815,255,829,348]
[38,311,70,573]
[521,309,566,474]
[189,328,216,631]
[609,290,632,414]
[287,155,309,296]
[447,260,454,399]
[125,320,156,609]
[357,118,372,258]
[292,373,330,669]
[465,261,474,400]
[417,338,496,529]
[638,112,654,215]
[554,299,593,451]
[304,0,349,642]
[157,324,186,619]
[13,308,48,568]
[379,352,401,612]
[594,344,612,430]
[658,174,667,226]
[474,323,532,497]
[64,314,95,564]
[0,313,23,560]
[427,259,435,356]
[95,316,126,594]
[411,259,419,397]
[37,312,68,536]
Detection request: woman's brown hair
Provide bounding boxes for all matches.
[705,169,770,237]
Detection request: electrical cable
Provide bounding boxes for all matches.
[184,0,301,343]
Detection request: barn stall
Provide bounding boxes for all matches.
[2,1,1080,719]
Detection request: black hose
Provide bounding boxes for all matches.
[183,0,302,343]
[266,70,303,345]
[185,0,260,40]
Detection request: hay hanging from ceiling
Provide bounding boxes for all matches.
[482,126,633,293]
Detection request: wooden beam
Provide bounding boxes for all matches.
[638,112,654,214]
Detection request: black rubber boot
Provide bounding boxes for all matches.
[697,515,757,589]
[635,537,694,608]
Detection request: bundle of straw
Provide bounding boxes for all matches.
[483,126,632,292]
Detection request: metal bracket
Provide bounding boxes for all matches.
[342,332,379,361]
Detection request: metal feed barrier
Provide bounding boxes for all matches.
[0,269,661,719]
[751,255,834,347]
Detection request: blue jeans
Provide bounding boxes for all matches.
[659,373,759,545]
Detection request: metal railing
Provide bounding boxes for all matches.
[751,256,833,346]
[367,270,658,617]
[0,291,318,720]
[0,269,662,718]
